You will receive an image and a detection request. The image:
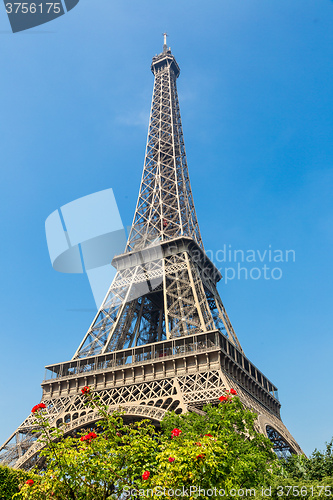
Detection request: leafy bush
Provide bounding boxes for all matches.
[14,388,278,499]
[0,464,33,500]
[4,386,332,500]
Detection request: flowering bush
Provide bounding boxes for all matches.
[16,388,279,499]
[3,384,333,500]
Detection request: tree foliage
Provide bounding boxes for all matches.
[281,438,333,481]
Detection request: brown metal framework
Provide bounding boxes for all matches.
[0,40,303,469]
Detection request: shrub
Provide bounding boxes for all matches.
[0,464,34,500]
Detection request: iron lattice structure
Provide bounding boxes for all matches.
[0,40,303,469]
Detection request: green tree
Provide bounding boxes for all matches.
[280,438,333,482]
[266,438,333,499]
[306,438,333,481]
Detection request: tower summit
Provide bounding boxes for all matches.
[163,32,168,53]
[127,36,195,252]
[0,40,303,469]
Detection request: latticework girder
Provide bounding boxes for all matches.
[126,49,202,252]
[73,237,243,358]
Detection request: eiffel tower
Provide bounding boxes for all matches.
[0,36,303,470]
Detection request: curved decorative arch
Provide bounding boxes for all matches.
[265,425,296,459]
[14,405,168,470]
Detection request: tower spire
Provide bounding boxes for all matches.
[163,32,168,52]
[126,39,202,252]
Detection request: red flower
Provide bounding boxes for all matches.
[81,386,90,395]
[219,396,228,402]
[204,434,213,437]
[195,442,202,446]
[168,457,175,463]
[31,403,46,413]
[230,388,237,395]
[142,471,150,480]
[26,480,34,486]
[171,428,182,437]
[80,431,97,442]
[196,454,204,460]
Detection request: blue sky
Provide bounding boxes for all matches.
[0,0,332,456]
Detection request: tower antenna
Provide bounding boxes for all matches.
[163,32,168,52]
